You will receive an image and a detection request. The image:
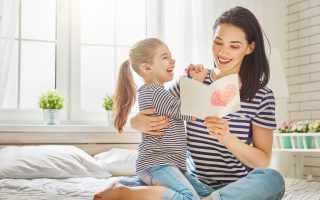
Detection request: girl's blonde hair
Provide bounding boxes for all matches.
[114,38,165,132]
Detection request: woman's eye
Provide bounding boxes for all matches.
[214,41,222,45]
[231,46,240,49]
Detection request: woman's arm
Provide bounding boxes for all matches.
[204,117,273,168]
[130,108,169,136]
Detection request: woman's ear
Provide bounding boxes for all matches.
[246,42,256,55]
[139,63,152,74]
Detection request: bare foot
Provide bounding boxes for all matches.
[93,183,126,200]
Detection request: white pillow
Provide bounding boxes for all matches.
[94,148,138,176]
[0,145,111,179]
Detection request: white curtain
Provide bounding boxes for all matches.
[161,0,215,80]
[0,0,19,108]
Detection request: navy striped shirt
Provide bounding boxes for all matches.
[169,70,277,186]
[136,83,192,173]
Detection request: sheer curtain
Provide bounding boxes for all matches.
[0,0,19,108]
[161,0,215,80]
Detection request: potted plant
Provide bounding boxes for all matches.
[103,94,114,125]
[278,120,294,149]
[39,90,64,125]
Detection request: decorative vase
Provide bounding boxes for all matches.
[43,109,60,125]
[296,137,304,149]
[282,136,292,149]
[297,136,313,149]
[107,110,114,126]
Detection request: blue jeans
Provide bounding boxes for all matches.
[137,164,214,200]
[121,168,285,200]
[209,168,285,200]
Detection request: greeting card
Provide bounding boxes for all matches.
[180,74,240,119]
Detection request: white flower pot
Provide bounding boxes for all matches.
[107,110,114,126]
[43,109,60,125]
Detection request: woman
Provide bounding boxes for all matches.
[95,6,285,200]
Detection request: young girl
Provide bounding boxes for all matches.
[94,38,213,200]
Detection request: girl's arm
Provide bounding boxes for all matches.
[130,65,208,134]
[152,87,192,121]
[168,64,208,97]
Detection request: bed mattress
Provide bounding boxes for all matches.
[0,177,319,200]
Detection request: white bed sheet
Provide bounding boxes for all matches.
[1,177,320,200]
[0,176,123,200]
[283,178,320,200]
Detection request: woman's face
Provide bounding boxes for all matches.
[212,23,255,75]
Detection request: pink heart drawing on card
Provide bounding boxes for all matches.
[211,84,237,107]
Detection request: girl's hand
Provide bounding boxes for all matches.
[130,108,169,136]
[204,116,233,143]
[184,64,208,82]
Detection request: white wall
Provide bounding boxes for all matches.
[285,0,320,121]
[283,0,320,180]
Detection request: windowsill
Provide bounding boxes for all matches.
[0,124,136,133]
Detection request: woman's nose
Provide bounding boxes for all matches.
[218,48,228,58]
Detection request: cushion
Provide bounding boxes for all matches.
[94,148,138,176]
[0,145,111,179]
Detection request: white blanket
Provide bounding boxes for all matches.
[0,177,122,200]
[1,177,320,200]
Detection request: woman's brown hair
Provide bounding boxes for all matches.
[213,6,270,101]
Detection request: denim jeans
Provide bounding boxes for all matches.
[137,164,214,200]
[209,168,285,200]
[123,168,285,200]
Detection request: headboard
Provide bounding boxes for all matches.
[0,128,141,155]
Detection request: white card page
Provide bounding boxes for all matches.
[180,74,241,119]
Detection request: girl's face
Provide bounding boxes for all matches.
[212,23,255,75]
[149,44,175,85]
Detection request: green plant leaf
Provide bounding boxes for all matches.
[39,90,64,109]
[103,94,114,110]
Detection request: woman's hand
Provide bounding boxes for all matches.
[205,116,272,168]
[184,64,208,82]
[204,116,234,144]
[130,108,169,136]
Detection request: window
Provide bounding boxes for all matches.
[0,0,160,124]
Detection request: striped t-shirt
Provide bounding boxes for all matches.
[169,70,277,187]
[136,83,192,173]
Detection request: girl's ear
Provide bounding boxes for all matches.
[139,63,152,74]
[246,41,256,55]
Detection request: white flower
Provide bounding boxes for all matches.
[308,120,320,132]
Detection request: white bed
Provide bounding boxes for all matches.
[0,177,122,200]
[0,145,138,200]
[1,176,320,200]
[0,130,319,200]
